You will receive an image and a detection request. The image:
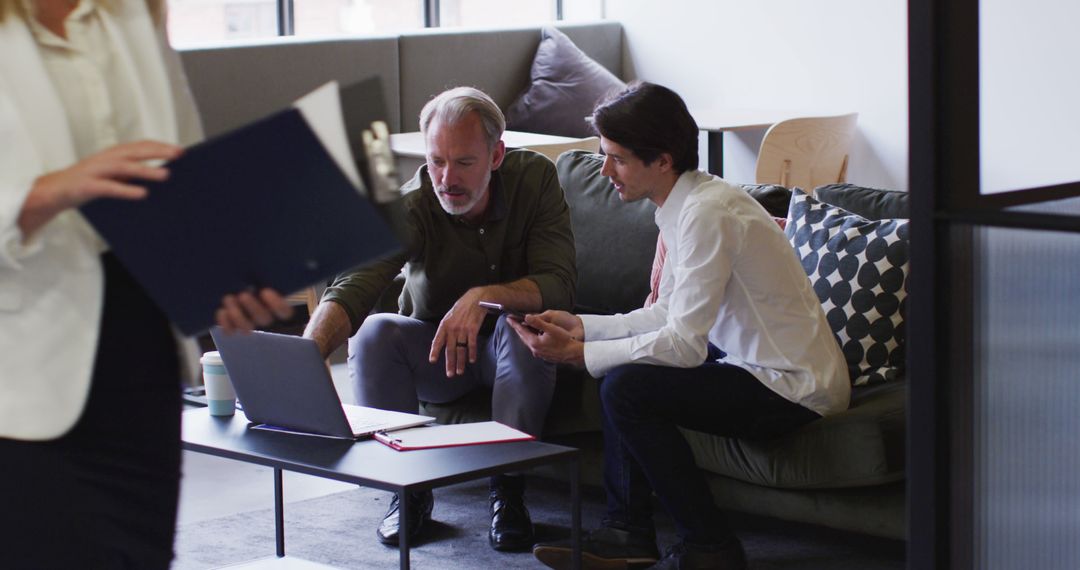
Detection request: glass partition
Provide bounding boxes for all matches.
[972,224,1080,568]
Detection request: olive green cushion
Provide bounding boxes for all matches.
[682,381,906,489]
[706,476,906,539]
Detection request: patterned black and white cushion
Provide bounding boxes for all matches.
[785,191,910,385]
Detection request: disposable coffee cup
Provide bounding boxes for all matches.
[200,351,236,416]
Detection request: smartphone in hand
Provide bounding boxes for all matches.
[478,301,526,321]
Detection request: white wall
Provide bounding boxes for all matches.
[606,0,908,191]
[980,0,1080,194]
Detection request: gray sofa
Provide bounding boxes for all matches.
[422,152,908,540]
[179,24,905,541]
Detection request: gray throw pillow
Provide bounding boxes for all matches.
[506,26,626,138]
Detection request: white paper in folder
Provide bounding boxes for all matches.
[373,421,534,451]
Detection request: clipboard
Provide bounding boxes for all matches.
[81,78,401,335]
[373,421,535,451]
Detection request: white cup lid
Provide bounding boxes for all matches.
[200,351,223,366]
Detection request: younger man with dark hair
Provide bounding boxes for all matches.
[512,82,850,569]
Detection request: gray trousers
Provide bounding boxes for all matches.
[348,313,556,437]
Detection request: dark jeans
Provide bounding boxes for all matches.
[599,347,820,546]
[0,253,181,569]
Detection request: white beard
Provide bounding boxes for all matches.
[436,186,487,216]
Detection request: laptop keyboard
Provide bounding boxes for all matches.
[343,407,388,433]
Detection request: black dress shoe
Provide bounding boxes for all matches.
[376,490,434,546]
[646,539,747,570]
[489,489,535,551]
[533,526,660,570]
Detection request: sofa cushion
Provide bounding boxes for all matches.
[741,183,793,218]
[506,26,626,138]
[556,151,657,315]
[683,380,907,489]
[786,191,910,385]
[815,183,909,221]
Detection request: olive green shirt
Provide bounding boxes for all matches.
[323,149,577,335]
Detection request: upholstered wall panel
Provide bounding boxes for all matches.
[397,22,623,132]
[180,37,401,138]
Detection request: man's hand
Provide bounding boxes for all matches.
[529,310,584,340]
[303,300,353,360]
[429,288,489,377]
[507,313,586,368]
[215,289,294,334]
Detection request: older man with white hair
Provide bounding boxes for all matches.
[303,86,576,551]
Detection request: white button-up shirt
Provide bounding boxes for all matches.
[28,0,141,254]
[581,170,850,416]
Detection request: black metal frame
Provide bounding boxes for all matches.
[423,0,439,27]
[909,0,1080,567]
[276,0,294,35]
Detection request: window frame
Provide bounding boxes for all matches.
[276,0,568,34]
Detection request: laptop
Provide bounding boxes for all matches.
[209,328,434,439]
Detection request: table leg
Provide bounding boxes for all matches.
[571,459,581,570]
[399,489,410,570]
[708,131,724,178]
[274,468,285,557]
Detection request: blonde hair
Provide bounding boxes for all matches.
[0,0,163,24]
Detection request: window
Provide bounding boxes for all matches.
[168,0,278,46]
[562,0,603,21]
[168,0,603,46]
[440,0,553,28]
[294,0,424,37]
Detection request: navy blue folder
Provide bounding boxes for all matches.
[81,99,400,335]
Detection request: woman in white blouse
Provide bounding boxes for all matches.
[0,0,290,565]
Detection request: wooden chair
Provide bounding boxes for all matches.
[286,286,319,318]
[755,113,859,191]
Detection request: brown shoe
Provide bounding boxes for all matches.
[645,539,747,570]
[533,526,660,570]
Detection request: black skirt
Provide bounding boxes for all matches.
[0,253,181,569]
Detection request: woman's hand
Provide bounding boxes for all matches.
[215,289,295,334]
[18,140,183,237]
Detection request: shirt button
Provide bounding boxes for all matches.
[490,264,496,271]
[479,228,485,235]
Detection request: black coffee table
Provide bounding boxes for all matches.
[181,408,581,569]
